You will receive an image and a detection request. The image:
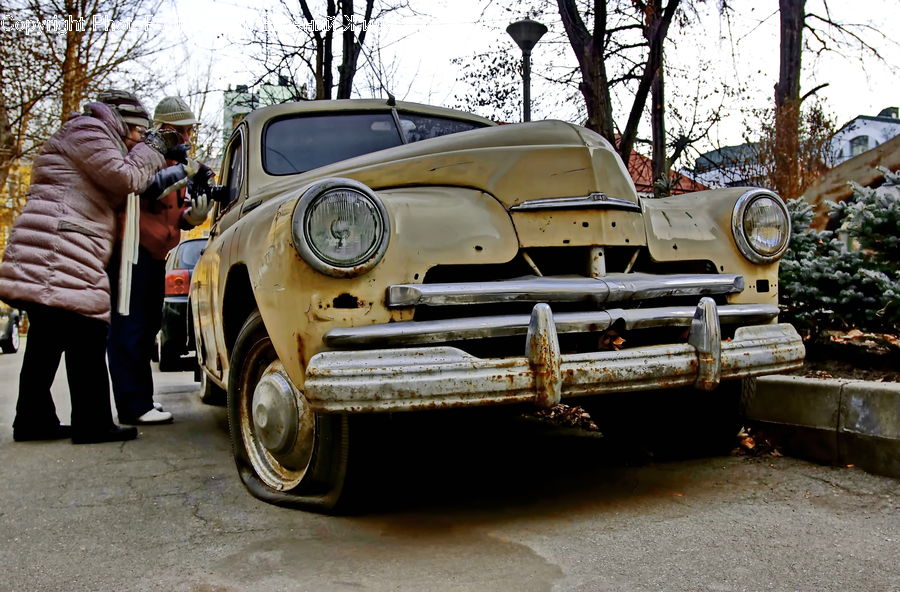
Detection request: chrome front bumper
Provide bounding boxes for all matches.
[304,298,806,413]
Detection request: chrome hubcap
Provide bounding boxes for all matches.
[253,372,297,454]
[250,363,315,472]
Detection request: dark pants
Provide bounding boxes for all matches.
[108,245,165,420]
[14,303,115,433]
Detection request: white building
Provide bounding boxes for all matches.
[690,106,900,188]
[690,142,765,189]
[831,107,900,165]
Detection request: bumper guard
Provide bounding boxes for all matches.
[304,298,805,413]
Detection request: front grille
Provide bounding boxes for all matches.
[422,246,716,285]
[322,250,776,355]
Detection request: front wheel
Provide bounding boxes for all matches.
[1,320,19,354]
[228,310,355,511]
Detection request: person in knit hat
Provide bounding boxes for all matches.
[0,90,167,444]
[107,96,214,425]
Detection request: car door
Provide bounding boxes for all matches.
[193,126,247,381]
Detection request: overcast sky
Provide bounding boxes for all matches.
[154,0,899,161]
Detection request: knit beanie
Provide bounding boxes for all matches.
[97,89,151,128]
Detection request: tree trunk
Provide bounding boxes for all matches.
[321,0,336,100]
[0,74,13,193]
[774,0,804,200]
[651,65,667,196]
[557,0,615,142]
[336,0,374,100]
[314,35,326,99]
[60,0,88,122]
[337,0,355,99]
[647,1,668,197]
[577,52,615,141]
[618,0,678,165]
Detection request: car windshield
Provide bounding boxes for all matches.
[176,240,206,269]
[263,111,488,175]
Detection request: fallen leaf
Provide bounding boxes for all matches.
[669,493,684,497]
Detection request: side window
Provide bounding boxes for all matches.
[226,132,244,205]
[217,130,244,216]
[850,135,869,157]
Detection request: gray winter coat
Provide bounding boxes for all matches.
[0,102,165,322]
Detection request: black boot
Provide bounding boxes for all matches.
[71,425,138,444]
[13,424,72,442]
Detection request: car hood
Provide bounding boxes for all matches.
[253,120,639,210]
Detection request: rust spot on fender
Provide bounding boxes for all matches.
[333,293,362,309]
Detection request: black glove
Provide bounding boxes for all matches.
[164,143,190,164]
[140,161,194,201]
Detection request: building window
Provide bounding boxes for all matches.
[850,135,869,156]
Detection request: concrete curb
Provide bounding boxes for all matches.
[746,375,900,478]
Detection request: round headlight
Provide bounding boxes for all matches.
[732,190,790,264]
[292,178,389,277]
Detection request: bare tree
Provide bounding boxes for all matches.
[353,25,413,99]
[773,0,804,201]
[246,0,410,101]
[1,0,163,177]
[773,0,890,200]
[557,0,681,168]
[640,0,672,195]
[25,0,164,121]
[0,3,57,193]
[0,0,165,255]
[452,41,524,123]
[453,0,727,194]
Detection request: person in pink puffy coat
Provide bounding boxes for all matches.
[0,90,166,444]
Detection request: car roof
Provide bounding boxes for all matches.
[240,99,496,130]
[167,237,207,260]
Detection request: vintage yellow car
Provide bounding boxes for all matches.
[191,99,804,510]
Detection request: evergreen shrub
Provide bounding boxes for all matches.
[779,170,900,339]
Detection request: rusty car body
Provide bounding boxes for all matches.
[191,99,804,510]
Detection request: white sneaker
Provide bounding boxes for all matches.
[128,408,173,425]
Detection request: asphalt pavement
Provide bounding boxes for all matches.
[0,340,898,592]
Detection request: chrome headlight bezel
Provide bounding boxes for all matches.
[731,189,791,264]
[291,178,390,278]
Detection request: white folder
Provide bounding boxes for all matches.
[117,192,140,315]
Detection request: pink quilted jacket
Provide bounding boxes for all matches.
[0,102,165,323]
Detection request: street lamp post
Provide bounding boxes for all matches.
[506,18,547,122]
